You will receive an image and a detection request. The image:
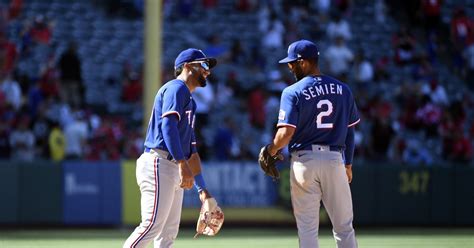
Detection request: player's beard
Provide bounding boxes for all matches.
[291,64,305,81]
[198,73,207,87]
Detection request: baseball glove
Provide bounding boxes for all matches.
[194,197,224,238]
[258,145,284,180]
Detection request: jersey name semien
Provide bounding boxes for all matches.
[302,82,343,100]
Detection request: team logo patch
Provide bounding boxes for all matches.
[278,110,286,120]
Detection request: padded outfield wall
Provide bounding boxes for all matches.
[0,160,473,226]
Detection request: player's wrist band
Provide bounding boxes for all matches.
[194,173,206,192]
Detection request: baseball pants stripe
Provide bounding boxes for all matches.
[129,157,159,248]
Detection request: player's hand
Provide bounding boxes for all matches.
[345,164,353,183]
[178,160,194,189]
[199,189,212,203]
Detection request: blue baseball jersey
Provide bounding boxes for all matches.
[144,79,197,159]
[277,75,360,153]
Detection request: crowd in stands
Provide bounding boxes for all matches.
[0,0,473,166]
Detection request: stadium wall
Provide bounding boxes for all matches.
[0,161,472,226]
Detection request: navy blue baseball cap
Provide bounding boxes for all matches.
[174,48,217,69]
[279,39,320,64]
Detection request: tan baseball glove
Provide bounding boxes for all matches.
[194,197,224,238]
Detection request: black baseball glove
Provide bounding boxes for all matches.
[258,145,284,180]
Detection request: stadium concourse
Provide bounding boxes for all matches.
[0,0,473,164]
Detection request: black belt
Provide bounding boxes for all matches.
[144,147,175,161]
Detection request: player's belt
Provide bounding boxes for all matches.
[303,144,343,153]
[144,147,175,162]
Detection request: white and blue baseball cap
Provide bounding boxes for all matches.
[279,39,320,64]
[174,48,217,69]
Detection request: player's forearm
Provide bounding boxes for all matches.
[188,152,209,194]
[344,127,355,166]
[188,152,202,176]
[269,127,295,156]
[162,116,185,161]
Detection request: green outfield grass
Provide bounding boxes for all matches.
[0,227,473,248]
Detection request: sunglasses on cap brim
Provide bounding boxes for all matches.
[187,61,210,71]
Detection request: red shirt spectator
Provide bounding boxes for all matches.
[247,86,266,129]
[392,28,417,65]
[450,133,473,162]
[30,16,52,44]
[121,77,142,103]
[450,8,474,48]
[0,35,18,74]
[8,0,23,20]
[235,0,255,12]
[421,0,442,17]
[202,0,218,8]
[39,61,60,98]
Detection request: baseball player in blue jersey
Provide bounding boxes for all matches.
[262,40,360,248]
[123,48,222,248]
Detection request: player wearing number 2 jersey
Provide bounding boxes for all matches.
[267,40,359,248]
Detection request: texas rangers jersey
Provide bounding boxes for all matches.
[277,75,360,152]
[144,79,196,159]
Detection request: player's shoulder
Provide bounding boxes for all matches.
[160,79,190,95]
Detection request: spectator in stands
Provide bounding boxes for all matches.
[86,116,121,160]
[262,21,284,50]
[324,36,354,81]
[0,72,22,112]
[393,27,417,66]
[29,15,52,45]
[439,107,464,161]
[283,21,301,47]
[48,121,65,162]
[420,0,442,35]
[64,111,89,160]
[313,0,331,23]
[420,78,448,106]
[235,0,256,12]
[121,71,142,103]
[192,74,215,159]
[402,137,434,166]
[39,55,60,99]
[7,0,23,20]
[247,83,266,130]
[412,55,434,83]
[215,72,237,107]
[374,55,391,81]
[204,34,229,60]
[335,0,352,17]
[0,122,10,158]
[450,7,474,76]
[0,4,7,35]
[9,115,35,161]
[463,43,474,89]
[213,117,239,160]
[374,0,387,25]
[369,116,395,160]
[0,33,18,75]
[202,0,218,9]
[415,95,442,137]
[450,7,473,50]
[58,42,83,108]
[228,39,247,65]
[122,129,142,159]
[32,108,50,158]
[326,12,352,41]
[448,131,473,163]
[352,50,374,86]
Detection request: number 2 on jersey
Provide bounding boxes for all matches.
[316,99,333,128]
